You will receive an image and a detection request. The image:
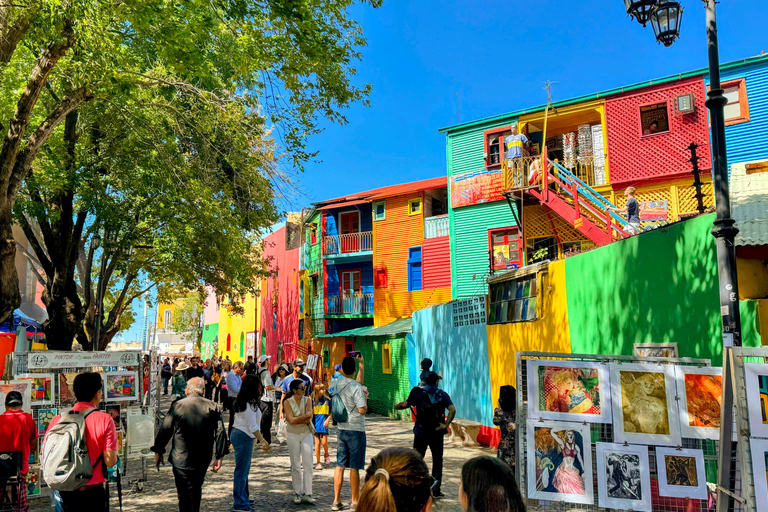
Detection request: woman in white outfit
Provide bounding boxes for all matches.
[285,378,315,504]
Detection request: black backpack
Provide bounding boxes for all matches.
[417,389,445,431]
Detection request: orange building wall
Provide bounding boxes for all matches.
[311,336,348,385]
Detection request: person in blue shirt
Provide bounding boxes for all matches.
[225,361,244,436]
[328,364,343,395]
[312,384,331,469]
[504,125,529,187]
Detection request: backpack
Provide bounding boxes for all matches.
[417,389,445,432]
[42,409,102,491]
[330,380,350,424]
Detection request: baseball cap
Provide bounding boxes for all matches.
[5,391,23,407]
[258,355,271,363]
[423,371,442,385]
[334,364,342,371]
[292,358,306,367]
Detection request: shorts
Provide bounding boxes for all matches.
[314,432,328,440]
[336,429,367,470]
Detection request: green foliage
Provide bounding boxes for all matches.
[171,291,205,344]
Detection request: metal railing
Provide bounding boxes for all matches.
[322,231,373,256]
[503,155,607,192]
[326,293,374,315]
[424,214,449,239]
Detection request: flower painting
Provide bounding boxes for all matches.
[526,360,612,423]
[37,408,57,436]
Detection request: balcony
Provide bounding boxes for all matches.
[503,154,607,192]
[424,214,449,239]
[322,232,373,261]
[326,293,374,316]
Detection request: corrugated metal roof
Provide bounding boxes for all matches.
[315,317,412,338]
[731,160,768,246]
[317,199,369,210]
[313,177,446,208]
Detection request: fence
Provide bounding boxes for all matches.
[424,214,449,239]
[326,293,374,315]
[516,351,729,512]
[322,231,373,255]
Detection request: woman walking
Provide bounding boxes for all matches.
[284,379,315,504]
[171,361,188,399]
[231,375,271,512]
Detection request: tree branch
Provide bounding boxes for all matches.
[0,10,30,63]
[14,242,46,288]
[17,214,53,276]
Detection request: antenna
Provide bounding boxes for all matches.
[543,81,558,110]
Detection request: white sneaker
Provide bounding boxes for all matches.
[302,495,316,505]
[314,463,323,470]
[294,494,302,505]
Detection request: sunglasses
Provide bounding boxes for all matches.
[297,386,306,391]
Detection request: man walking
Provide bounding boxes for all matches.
[395,371,455,498]
[256,355,275,444]
[0,391,36,512]
[226,361,244,435]
[331,355,366,511]
[161,357,172,395]
[244,355,257,376]
[203,359,215,400]
[152,377,229,512]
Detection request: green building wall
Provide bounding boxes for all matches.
[303,211,324,334]
[202,322,219,359]
[354,335,411,420]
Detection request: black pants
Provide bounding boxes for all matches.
[204,384,213,400]
[172,466,208,512]
[226,397,236,436]
[58,485,107,512]
[414,431,445,490]
[259,400,273,444]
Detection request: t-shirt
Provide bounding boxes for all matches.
[258,368,275,402]
[280,374,312,394]
[233,403,263,438]
[335,376,366,432]
[406,386,453,436]
[45,403,118,485]
[0,410,36,474]
[504,133,528,159]
[244,362,257,375]
[226,371,243,398]
[313,397,330,434]
[626,197,640,223]
[328,373,342,395]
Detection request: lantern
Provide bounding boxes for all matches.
[624,0,659,26]
[650,0,683,47]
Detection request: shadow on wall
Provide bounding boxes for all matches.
[355,336,411,420]
[412,302,493,427]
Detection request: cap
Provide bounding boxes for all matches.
[423,371,442,385]
[292,358,306,367]
[258,355,271,363]
[5,391,23,407]
[334,364,342,371]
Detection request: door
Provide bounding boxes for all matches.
[339,212,360,253]
[407,247,422,291]
[341,270,361,313]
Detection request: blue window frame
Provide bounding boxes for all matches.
[407,246,422,291]
[300,281,305,314]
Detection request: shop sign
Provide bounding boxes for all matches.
[640,200,668,221]
[27,351,140,370]
[746,161,768,175]
[450,168,505,208]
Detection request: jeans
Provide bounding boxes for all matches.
[231,429,254,511]
[58,485,107,512]
[162,377,169,395]
[336,429,367,470]
[259,400,273,444]
[172,466,208,512]
[287,432,313,496]
[414,431,445,491]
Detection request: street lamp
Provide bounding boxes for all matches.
[649,1,683,47]
[623,0,658,26]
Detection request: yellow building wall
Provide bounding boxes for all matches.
[738,258,768,300]
[217,294,257,362]
[611,175,714,226]
[157,300,184,330]
[374,288,453,327]
[486,260,572,414]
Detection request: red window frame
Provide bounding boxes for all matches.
[483,126,513,168]
[340,269,362,295]
[310,224,317,244]
[721,78,750,126]
[375,268,388,288]
[339,211,360,235]
[488,227,522,270]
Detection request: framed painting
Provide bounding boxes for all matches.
[633,342,678,358]
[596,443,652,511]
[675,366,722,440]
[37,408,57,437]
[0,381,32,413]
[117,430,124,457]
[525,419,593,505]
[104,372,139,402]
[526,359,612,424]
[609,363,681,446]
[744,363,768,438]
[105,404,122,430]
[58,373,80,407]
[656,447,707,499]
[15,373,54,406]
[750,438,768,512]
[28,438,39,465]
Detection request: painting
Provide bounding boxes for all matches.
[15,374,54,405]
[28,438,39,465]
[0,381,32,413]
[656,447,707,499]
[744,363,768,438]
[596,442,651,512]
[58,373,80,407]
[526,360,612,424]
[675,366,722,440]
[105,404,122,430]
[750,438,768,512]
[609,363,681,446]
[37,408,57,437]
[117,430,124,457]
[104,372,138,402]
[633,342,678,358]
[526,419,593,505]
[27,468,41,496]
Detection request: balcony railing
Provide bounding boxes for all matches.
[326,293,374,315]
[322,231,373,256]
[424,214,449,239]
[503,154,607,192]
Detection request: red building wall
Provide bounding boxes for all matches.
[605,77,711,186]
[422,236,451,289]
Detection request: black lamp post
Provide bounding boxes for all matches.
[624,2,741,511]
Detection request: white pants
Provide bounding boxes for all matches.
[287,432,314,496]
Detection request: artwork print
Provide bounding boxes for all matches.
[596,443,651,512]
[526,360,612,423]
[27,468,41,496]
[750,438,768,512]
[15,374,54,405]
[610,363,681,446]
[745,363,768,438]
[58,373,80,407]
[526,419,593,504]
[37,408,57,436]
[0,381,32,413]
[675,366,722,440]
[105,372,138,402]
[633,342,678,358]
[656,447,707,499]
[105,404,122,429]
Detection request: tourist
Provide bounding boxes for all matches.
[332,354,367,511]
[151,377,229,512]
[256,354,276,444]
[418,358,432,386]
[493,386,517,469]
[357,448,433,512]
[231,375,270,512]
[44,373,118,512]
[186,356,205,381]
[284,379,315,504]
[161,357,172,395]
[203,359,215,400]
[458,456,526,512]
[394,371,455,498]
[0,391,36,512]
[609,186,642,235]
[313,384,331,469]
[218,360,231,406]
[504,125,529,187]
[273,364,289,424]
[172,361,189,400]
[226,361,245,436]
[279,358,313,418]
[328,364,342,395]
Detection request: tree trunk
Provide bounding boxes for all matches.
[0,202,20,324]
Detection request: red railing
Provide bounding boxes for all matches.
[322,232,373,256]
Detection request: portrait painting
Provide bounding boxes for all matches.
[37,408,57,436]
[675,366,722,440]
[751,438,768,512]
[633,342,678,358]
[656,447,707,499]
[0,381,32,413]
[58,373,80,407]
[744,363,768,438]
[104,372,139,402]
[526,419,594,505]
[15,373,55,406]
[596,443,651,511]
[609,363,680,446]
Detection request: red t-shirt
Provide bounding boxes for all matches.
[45,403,118,485]
[0,410,36,475]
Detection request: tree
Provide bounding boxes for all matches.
[170,291,206,349]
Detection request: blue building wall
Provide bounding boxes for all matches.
[326,262,374,297]
[324,205,373,237]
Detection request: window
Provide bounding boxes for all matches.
[484,126,513,167]
[339,211,360,234]
[407,246,422,291]
[226,333,232,351]
[322,347,330,367]
[311,273,319,298]
[373,201,386,221]
[489,228,522,270]
[408,198,422,216]
[310,224,318,244]
[164,310,172,329]
[639,102,670,136]
[375,268,388,288]
[341,270,361,295]
[722,78,750,125]
[298,319,304,340]
[382,344,392,374]
[345,340,354,356]
[488,274,539,324]
[300,280,305,314]
[432,198,444,216]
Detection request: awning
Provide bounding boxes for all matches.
[487,260,550,285]
[315,317,412,338]
[0,309,44,335]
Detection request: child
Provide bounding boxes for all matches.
[313,384,331,469]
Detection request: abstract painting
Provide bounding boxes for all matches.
[633,342,678,358]
[675,366,722,440]
[609,363,681,446]
[37,408,57,437]
[526,419,593,505]
[596,442,651,512]
[744,364,768,438]
[656,447,707,499]
[15,374,54,406]
[0,381,32,413]
[750,438,768,512]
[526,360,612,424]
[104,372,138,402]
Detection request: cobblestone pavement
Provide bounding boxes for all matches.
[32,398,494,512]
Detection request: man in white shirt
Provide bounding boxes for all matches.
[332,354,366,511]
[257,355,275,444]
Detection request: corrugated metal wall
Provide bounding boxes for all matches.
[423,236,451,288]
[448,130,485,176]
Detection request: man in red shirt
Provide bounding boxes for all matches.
[0,391,36,512]
[44,372,118,512]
